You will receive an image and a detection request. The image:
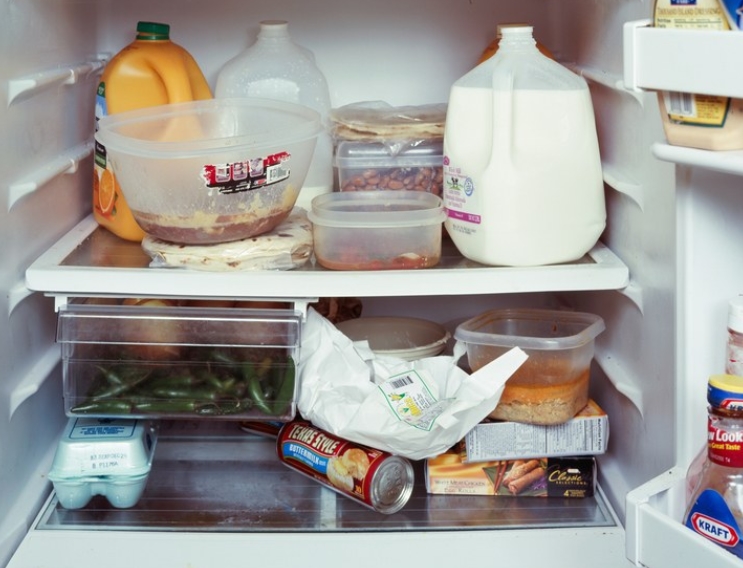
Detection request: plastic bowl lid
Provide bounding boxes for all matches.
[454,308,605,350]
[95,97,322,159]
[336,316,450,361]
[308,190,445,229]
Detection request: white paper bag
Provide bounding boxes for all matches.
[297,308,527,460]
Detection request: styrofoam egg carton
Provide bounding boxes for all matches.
[48,417,157,509]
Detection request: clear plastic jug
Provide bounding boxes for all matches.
[93,21,212,242]
[215,20,333,209]
[443,25,606,267]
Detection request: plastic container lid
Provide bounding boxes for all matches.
[454,308,605,350]
[48,418,157,480]
[95,98,321,159]
[308,190,445,229]
[336,316,450,361]
[708,374,743,409]
[334,140,443,168]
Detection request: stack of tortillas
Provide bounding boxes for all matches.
[142,208,313,271]
[329,101,447,142]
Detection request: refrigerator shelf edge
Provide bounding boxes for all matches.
[25,215,630,300]
[652,143,743,177]
[626,466,742,567]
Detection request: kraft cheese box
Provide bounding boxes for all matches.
[425,449,596,498]
[464,399,609,463]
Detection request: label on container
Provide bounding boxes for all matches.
[277,420,413,513]
[378,370,449,431]
[686,489,743,558]
[708,417,743,468]
[443,157,480,227]
[201,151,291,195]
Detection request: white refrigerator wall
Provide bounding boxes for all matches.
[3,0,737,566]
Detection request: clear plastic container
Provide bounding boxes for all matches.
[308,191,445,270]
[443,25,606,267]
[215,20,333,209]
[48,417,158,509]
[454,308,605,425]
[57,302,301,421]
[335,140,443,196]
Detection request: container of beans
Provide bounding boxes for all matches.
[335,140,443,196]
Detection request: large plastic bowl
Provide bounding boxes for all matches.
[95,98,321,244]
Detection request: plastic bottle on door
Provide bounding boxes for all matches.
[684,374,743,560]
[93,21,212,242]
[443,25,606,267]
[653,0,743,150]
[215,20,333,210]
[687,297,743,500]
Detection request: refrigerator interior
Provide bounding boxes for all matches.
[3,0,743,566]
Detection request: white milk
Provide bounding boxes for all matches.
[443,26,606,267]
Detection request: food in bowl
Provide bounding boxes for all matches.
[308,190,445,270]
[454,308,605,425]
[95,98,321,244]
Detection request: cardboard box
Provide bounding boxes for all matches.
[464,399,609,462]
[425,450,596,498]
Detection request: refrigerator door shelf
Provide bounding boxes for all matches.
[626,466,743,567]
[25,215,630,303]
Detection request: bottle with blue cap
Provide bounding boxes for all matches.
[683,374,743,559]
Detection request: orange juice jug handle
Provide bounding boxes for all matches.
[149,51,209,103]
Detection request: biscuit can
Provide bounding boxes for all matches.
[277,420,414,514]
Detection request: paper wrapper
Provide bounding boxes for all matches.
[297,308,527,460]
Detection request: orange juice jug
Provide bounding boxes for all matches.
[93,21,212,241]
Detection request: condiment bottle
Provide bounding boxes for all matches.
[93,21,212,242]
[686,297,743,500]
[684,374,743,559]
[215,20,333,210]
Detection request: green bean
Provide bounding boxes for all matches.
[72,399,134,414]
[133,400,199,413]
[271,364,296,416]
[248,373,275,415]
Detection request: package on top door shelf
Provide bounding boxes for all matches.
[425,445,596,498]
[464,399,609,462]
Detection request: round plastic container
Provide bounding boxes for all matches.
[454,308,605,425]
[95,98,321,244]
[336,316,450,360]
[308,190,445,270]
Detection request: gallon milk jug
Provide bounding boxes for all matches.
[215,20,333,210]
[443,25,606,267]
[94,21,212,242]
